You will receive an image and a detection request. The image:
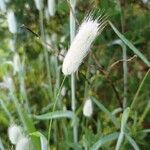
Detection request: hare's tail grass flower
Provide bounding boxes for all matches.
[13,53,21,75]
[3,75,14,92]
[0,0,6,13]
[8,124,23,145]
[62,13,107,75]
[16,136,30,150]
[83,98,93,117]
[48,0,56,16]
[4,0,10,3]
[7,10,17,34]
[34,0,44,11]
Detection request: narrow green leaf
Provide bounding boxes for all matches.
[115,107,130,150]
[109,21,150,67]
[121,107,130,131]
[115,132,124,150]
[125,133,140,150]
[131,69,150,109]
[138,100,150,125]
[92,97,119,128]
[139,129,150,133]
[30,131,46,138]
[22,110,41,150]
[30,132,48,150]
[35,110,76,120]
[89,132,119,150]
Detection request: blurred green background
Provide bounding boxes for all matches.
[0,0,150,149]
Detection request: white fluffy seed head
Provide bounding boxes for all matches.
[34,0,44,11]
[0,82,8,89]
[48,0,56,16]
[44,7,50,20]
[5,0,10,3]
[83,98,93,117]
[4,0,10,3]
[9,39,15,52]
[0,0,6,12]
[3,75,14,91]
[7,10,17,34]
[8,124,23,145]
[13,53,21,75]
[62,15,107,75]
[61,86,66,96]
[16,137,30,150]
[142,0,149,3]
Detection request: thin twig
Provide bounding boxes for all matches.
[21,24,66,62]
[20,24,59,53]
[108,55,137,71]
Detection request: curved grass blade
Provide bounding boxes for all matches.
[115,107,130,150]
[109,21,150,67]
[131,69,150,109]
[30,132,48,150]
[139,129,150,133]
[92,97,119,128]
[125,133,140,150]
[89,132,119,150]
[34,110,76,120]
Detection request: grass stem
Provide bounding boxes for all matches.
[39,10,53,99]
[48,76,66,146]
[122,44,128,108]
[138,100,150,125]
[131,69,150,109]
[70,0,78,143]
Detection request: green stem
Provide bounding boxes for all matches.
[19,62,30,113]
[48,76,66,145]
[39,10,53,98]
[138,100,150,125]
[70,0,78,143]
[84,56,91,99]
[131,69,150,109]
[122,44,128,108]
[118,1,128,108]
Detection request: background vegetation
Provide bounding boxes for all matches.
[0,0,150,149]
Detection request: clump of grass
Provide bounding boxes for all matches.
[0,0,150,149]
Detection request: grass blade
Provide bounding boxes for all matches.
[89,132,119,150]
[115,107,130,150]
[109,21,150,67]
[30,132,48,150]
[131,69,150,109]
[125,133,140,150]
[138,100,150,125]
[121,107,130,131]
[139,129,150,133]
[35,110,76,120]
